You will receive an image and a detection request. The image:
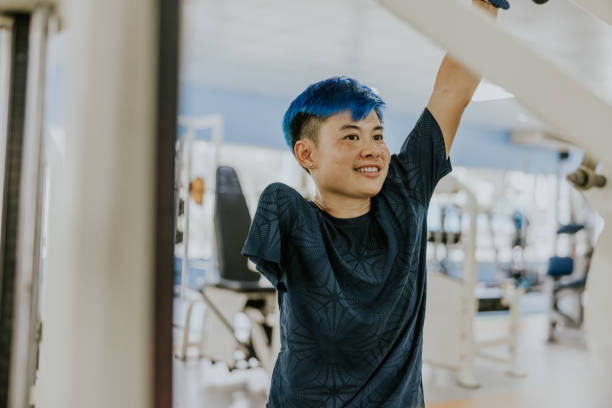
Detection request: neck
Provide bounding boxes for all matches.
[313,190,371,219]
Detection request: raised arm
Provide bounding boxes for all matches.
[426,0,501,157]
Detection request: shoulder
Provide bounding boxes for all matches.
[260,182,303,202]
[258,183,308,214]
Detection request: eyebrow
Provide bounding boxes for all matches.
[339,124,384,131]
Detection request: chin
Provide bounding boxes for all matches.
[356,184,384,198]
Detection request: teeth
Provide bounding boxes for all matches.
[357,167,379,173]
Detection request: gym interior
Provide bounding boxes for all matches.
[0,0,611,407]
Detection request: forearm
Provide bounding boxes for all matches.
[425,0,500,155]
[429,0,498,107]
[429,54,481,109]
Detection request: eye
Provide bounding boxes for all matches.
[344,134,358,141]
[373,134,384,141]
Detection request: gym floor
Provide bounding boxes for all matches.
[173,307,607,408]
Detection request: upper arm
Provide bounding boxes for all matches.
[389,108,453,205]
[426,54,481,157]
[241,183,284,289]
[426,90,469,159]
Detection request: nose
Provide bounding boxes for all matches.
[360,140,380,159]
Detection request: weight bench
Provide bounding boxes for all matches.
[178,166,280,375]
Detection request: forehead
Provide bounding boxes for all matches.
[323,110,381,130]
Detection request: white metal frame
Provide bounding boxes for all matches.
[8,6,51,407]
[378,0,612,394]
[0,16,12,239]
[175,114,223,299]
[35,0,160,406]
[424,175,523,388]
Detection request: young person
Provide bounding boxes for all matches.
[243,1,507,406]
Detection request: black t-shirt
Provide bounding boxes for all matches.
[242,108,452,408]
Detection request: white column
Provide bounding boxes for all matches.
[37,0,158,407]
[9,6,50,407]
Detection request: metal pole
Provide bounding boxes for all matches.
[181,129,193,299]
[0,17,12,231]
[9,6,50,407]
[37,0,159,406]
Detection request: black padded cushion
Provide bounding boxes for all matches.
[547,256,574,277]
[214,166,260,283]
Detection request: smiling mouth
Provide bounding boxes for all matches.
[354,166,382,177]
[356,167,380,173]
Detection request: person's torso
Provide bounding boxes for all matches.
[270,181,429,407]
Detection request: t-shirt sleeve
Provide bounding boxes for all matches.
[241,183,285,291]
[388,107,452,205]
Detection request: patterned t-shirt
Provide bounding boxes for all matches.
[242,108,452,407]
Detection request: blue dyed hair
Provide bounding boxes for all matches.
[282,76,385,150]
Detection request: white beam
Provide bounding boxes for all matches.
[37,0,158,406]
[9,6,50,407]
[569,0,612,26]
[376,0,612,169]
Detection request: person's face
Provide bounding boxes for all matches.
[190,179,204,205]
[308,110,390,199]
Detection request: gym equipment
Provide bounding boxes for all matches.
[506,211,536,290]
[178,166,280,377]
[175,114,224,298]
[427,205,462,276]
[546,223,592,342]
[376,0,612,397]
[567,160,607,191]
[0,9,51,408]
[424,175,524,389]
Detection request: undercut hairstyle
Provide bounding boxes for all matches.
[282,77,386,153]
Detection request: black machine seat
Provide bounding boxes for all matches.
[213,165,271,290]
[214,165,260,285]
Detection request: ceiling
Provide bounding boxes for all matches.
[180,0,612,132]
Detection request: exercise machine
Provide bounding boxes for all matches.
[424,175,524,388]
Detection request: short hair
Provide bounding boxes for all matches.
[282,76,386,151]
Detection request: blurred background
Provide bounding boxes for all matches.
[1,0,611,407]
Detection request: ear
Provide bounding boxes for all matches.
[294,139,317,170]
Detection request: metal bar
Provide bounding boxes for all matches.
[0,17,13,277]
[181,131,193,299]
[0,12,29,407]
[153,0,178,404]
[8,6,50,407]
[200,289,250,353]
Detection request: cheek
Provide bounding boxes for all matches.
[381,146,391,162]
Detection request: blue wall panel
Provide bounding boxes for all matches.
[178,84,575,174]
